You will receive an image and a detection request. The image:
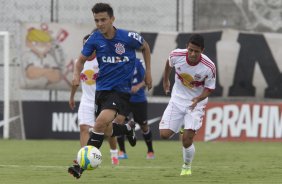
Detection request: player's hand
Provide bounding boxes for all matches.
[189,97,199,110]
[163,80,170,95]
[145,72,152,90]
[69,98,75,110]
[131,85,139,94]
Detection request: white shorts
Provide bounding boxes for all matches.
[78,102,95,127]
[159,101,206,133]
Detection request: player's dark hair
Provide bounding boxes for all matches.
[83,34,90,44]
[188,34,204,50]
[92,3,114,17]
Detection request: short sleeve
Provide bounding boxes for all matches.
[127,31,144,49]
[204,67,216,90]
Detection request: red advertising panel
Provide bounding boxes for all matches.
[195,102,282,142]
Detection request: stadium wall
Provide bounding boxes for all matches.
[18,23,282,99]
[21,101,282,141]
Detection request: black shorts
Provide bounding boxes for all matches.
[95,90,130,118]
[129,101,147,126]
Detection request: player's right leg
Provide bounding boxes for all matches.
[68,110,116,179]
[159,101,184,139]
[69,91,117,179]
[79,125,91,147]
[88,109,117,148]
[68,109,117,179]
[68,160,84,179]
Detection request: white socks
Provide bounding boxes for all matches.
[110,149,118,158]
[182,144,195,167]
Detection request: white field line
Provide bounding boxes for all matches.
[0,164,230,169]
[0,164,172,169]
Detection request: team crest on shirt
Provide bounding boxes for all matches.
[115,43,125,55]
[194,74,201,80]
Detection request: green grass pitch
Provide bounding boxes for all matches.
[0,139,281,184]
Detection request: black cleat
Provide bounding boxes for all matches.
[68,160,84,179]
[126,121,137,147]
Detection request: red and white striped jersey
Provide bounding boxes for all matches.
[168,48,216,105]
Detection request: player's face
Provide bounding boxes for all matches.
[93,12,115,34]
[187,43,203,63]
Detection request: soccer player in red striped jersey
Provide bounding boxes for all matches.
[159,34,216,176]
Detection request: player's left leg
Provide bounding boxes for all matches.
[140,123,155,159]
[79,125,91,147]
[115,114,128,159]
[180,106,204,176]
[115,96,136,159]
[132,101,155,159]
[77,102,95,147]
[108,136,119,166]
[180,129,195,176]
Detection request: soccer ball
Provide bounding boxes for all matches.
[77,146,102,170]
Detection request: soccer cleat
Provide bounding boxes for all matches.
[68,160,84,179]
[126,121,137,147]
[146,152,155,159]
[179,127,184,135]
[118,151,128,159]
[111,157,119,165]
[180,164,192,176]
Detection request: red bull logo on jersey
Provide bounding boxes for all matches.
[115,43,125,55]
[176,73,194,89]
[176,72,205,88]
[80,70,97,85]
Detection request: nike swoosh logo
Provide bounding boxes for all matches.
[134,116,161,131]
[0,116,20,127]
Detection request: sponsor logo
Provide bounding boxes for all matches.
[101,56,129,63]
[52,112,79,132]
[194,74,201,80]
[135,116,161,131]
[204,104,282,141]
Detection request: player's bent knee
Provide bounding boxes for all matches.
[182,140,193,148]
[159,130,173,139]
[140,124,148,132]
